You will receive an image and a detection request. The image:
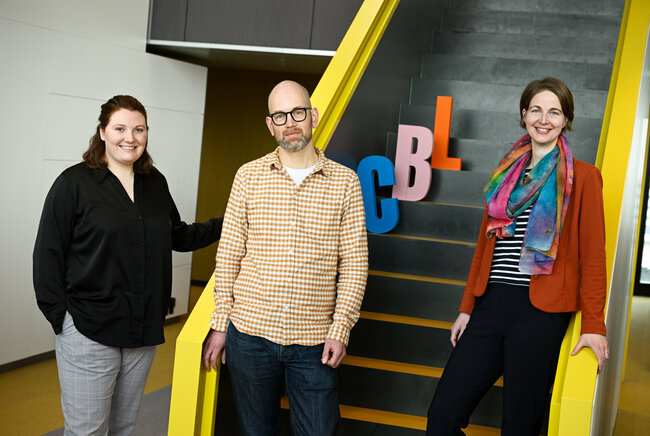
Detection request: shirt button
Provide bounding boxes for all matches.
[288,248,294,254]
[287,277,292,283]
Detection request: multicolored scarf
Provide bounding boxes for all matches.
[484,134,574,274]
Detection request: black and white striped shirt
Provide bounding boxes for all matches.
[488,170,534,287]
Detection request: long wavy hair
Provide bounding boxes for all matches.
[83,95,153,173]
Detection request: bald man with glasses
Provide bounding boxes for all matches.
[202,80,368,436]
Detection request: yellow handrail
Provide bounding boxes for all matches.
[168,277,218,436]
[167,1,399,434]
[548,0,650,434]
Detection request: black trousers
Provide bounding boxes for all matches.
[426,283,571,436]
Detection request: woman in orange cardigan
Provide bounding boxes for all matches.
[426,78,609,436]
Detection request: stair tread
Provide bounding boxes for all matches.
[440,8,621,39]
[281,397,502,433]
[430,30,618,64]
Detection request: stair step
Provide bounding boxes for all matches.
[347,318,452,367]
[338,365,504,428]
[368,269,467,286]
[450,0,624,17]
[411,78,608,119]
[441,9,621,40]
[389,200,484,241]
[281,399,501,434]
[368,233,475,280]
[363,273,465,322]
[423,169,487,205]
[431,30,617,64]
[386,131,598,171]
[362,311,453,330]
[344,355,505,389]
[399,103,604,146]
[420,54,612,91]
[385,132,505,172]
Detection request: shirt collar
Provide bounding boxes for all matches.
[268,146,331,177]
[91,166,112,183]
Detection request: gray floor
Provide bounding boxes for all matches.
[43,386,171,436]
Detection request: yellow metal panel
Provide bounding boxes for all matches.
[548,315,577,435]
[550,0,650,434]
[168,276,218,436]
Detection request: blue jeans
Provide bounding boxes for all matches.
[225,325,340,436]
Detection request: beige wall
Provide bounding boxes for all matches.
[0,0,207,366]
[191,68,321,282]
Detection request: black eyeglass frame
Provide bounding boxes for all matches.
[268,107,312,126]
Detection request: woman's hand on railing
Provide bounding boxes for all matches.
[570,333,610,373]
[202,329,227,371]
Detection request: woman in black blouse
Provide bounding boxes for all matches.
[33,95,222,435]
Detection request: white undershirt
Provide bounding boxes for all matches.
[285,164,316,186]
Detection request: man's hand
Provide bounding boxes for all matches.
[450,312,471,347]
[321,339,346,368]
[571,333,609,373]
[202,329,227,371]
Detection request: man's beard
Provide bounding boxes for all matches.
[278,133,310,152]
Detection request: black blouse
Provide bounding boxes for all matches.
[33,163,222,348]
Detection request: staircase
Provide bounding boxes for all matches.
[320,0,625,434]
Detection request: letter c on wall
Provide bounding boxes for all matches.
[357,156,399,234]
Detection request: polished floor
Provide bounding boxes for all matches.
[1,292,648,435]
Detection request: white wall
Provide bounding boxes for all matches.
[0,1,208,366]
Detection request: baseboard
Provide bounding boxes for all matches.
[0,350,55,373]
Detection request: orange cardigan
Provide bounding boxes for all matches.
[459,159,607,335]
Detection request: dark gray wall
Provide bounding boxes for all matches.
[324,0,447,168]
[149,0,363,51]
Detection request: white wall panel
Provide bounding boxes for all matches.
[0,19,51,366]
[0,3,207,365]
[43,95,100,161]
[46,32,207,115]
[172,264,192,315]
[0,0,149,51]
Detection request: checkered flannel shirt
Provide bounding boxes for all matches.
[210,147,368,346]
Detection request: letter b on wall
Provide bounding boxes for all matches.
[392,124,433,201]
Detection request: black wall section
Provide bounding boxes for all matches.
[149,0,187,41]
[149,0,363,52]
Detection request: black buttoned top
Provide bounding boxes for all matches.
[33,162,222,347]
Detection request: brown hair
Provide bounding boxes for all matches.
[519,77,574,133]
[83,95,153,173]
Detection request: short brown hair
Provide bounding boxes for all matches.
[519,77,574,133]
[83,95,153,173]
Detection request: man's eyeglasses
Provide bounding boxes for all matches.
[268,107,312,126]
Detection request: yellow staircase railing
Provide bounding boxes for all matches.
[548,0,650,434]
[167,1,400,434]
